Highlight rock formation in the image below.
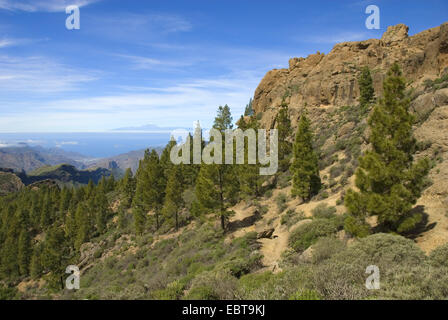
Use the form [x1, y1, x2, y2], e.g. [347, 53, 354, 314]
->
[252, 22, 448, 130]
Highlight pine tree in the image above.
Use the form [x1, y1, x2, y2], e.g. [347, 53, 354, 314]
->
[65, 207, 77, 246]
[17, 228, 31, 276]
[41, 226, 68, 288]
[120, 168, 135, 208]
[30, 247, 42, 280]
[358, 66, 375, 112]
[344, 63, 430, 235]
[291, 110, 321, 201]
[195, 105, 239, 230]
[133, 205, 146, 235]
[86, 180, 95, 198]
[117, 204, 127, 230]
[237, 115, 263, 197]
[162, 164, 184, 230]
[244, 98, 254, 116]
[107, 174, 116, 192]
[133, 149, 165, 231]
[160, 141, 176, 179]
[214, 105, 233, 130]
[98, 176, 107, 193]
[74, 203, 91, 250]
[40, 192, 52, 227]
[59, 187, 72, 219]
[94, 188, 109, 234]
[276, 100, 292, 170]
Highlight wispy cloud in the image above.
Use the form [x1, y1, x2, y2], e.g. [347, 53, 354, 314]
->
[0, 73, 260, 132]
[0, 37, 47, 48]
[84, 12, 192, 43]
[113, 54, 194, 70]
[0, 55, 99, 93]
[0, 0, 102, 12]
[296, 31, 375, 44]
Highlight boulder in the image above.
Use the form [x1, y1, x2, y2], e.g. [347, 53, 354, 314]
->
[381, 24, 409, 43]
[257, 228, 275, 239]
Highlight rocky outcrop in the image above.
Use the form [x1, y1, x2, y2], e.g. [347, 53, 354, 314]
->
[257, 228, 275, 239]
[0, 172, 24, 196]
[252, 22, 448, 130]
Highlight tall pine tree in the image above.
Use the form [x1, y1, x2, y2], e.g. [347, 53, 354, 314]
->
[291, 110, 321, 201]
[358, 66, 375, 112]
[345, 63, 430, 235]
[133, 149, 165, 231]
[195, 105, 239, 230]
[162, 164, 184, 231]
[276, 100, 292, 170]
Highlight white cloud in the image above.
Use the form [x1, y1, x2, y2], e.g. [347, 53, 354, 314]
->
[0, 55, 99, 93]
[0, 0, 102, 12]
[0, 38, 15, 48]
[297, 31, 375, 44]
[0, 37, 47, 48]
[114, 54, 195, 71]
[84, 12, 192, 44]
[55, 141, 79, 147]
[0, 73, 260, 132]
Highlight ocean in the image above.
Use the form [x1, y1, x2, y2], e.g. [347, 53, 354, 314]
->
[0, 132, 173, 158]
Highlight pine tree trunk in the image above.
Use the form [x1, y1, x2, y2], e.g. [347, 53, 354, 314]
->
[175, 211, 179, 231]
[221, 214, 225, 231]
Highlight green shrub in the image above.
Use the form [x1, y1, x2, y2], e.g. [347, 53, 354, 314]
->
[0, 285, 19, 300]
[186, 285, 219, 300]
[264, 189, 273, 198]
[277, 171, 291, 188]
[281, 209, 305, 228]
[311, 203, 337, 219]
[275, 193, 288, 213]
[330, 165, 344, 179]
[429, 243, 448, 268]
[311, 237, 346, 264]
[289, 219, 340, 253]
[310, 233, 426, 300]
[237, 272, 273, 294]
[289, 289, 322, 300]
[152, 280, 185, 300]
[186, 270, 237, 300]
[257, 204, 269, 215]
[236, 266, 312, 300]
[344, 215, 371, 238]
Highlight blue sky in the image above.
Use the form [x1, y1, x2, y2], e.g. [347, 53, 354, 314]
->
[0, 0, 447, 132]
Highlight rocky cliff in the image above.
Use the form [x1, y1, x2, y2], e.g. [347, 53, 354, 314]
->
[252, 22, 448, 252]
[253, 23, 448, 130]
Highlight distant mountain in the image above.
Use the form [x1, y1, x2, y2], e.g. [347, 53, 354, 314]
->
[22, 164, 111, 186]
[112, 123, 189, 132]
[85, 147, 163, 174]
[0, 145, 88, 172]
[0, 143, 164, 177]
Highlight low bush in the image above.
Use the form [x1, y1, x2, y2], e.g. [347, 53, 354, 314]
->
[311, 203, 337, 219]
[289, 218, 341, 253]
[330, 165, 344, 179]
[281, 209, 305, 228]
[186, 270, 238, 300]
[428, 243, 448, 268]
[275, 193, 288, 213]
[311, 237, 345, 264]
